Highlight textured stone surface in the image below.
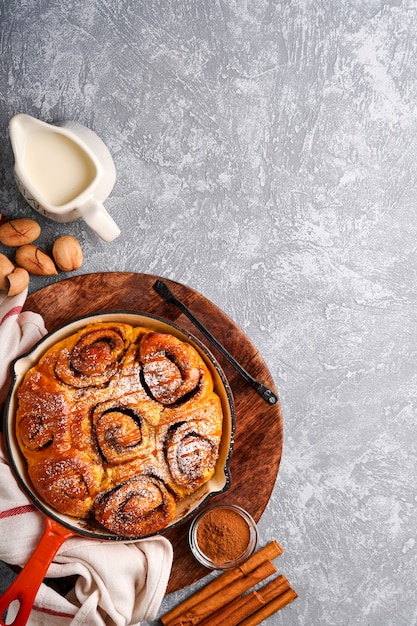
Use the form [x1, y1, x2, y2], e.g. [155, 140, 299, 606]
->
[1, 1, 417, 624]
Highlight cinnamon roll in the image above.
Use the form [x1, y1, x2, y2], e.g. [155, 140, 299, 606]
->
[93, 400, 152, 464]
[16, 373, 71, 454]
[94, 475, 177, 537]
[28, 451, 104, 518]
[139, 332, 204, 404]
[54, 323, 131, 388]
[160, 395, 223, 495]
[15, 321, 225, 537]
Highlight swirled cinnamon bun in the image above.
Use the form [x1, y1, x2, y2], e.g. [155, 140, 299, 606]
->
[54, 323, 132, 388]
[159, 395, 223, 495]
[15, 321, 225, 537]
[139, 332, 206, 404]
[94, 475, 177, 537]
[28, 451, 104, 518]
[16, 370, 72, 456]
[16, 389, 67, 453]
[93, 400, 153, 464]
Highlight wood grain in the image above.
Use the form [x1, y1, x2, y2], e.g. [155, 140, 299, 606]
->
[24, 272, 283, 594]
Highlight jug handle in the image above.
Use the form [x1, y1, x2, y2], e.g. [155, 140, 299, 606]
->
[78, 199, 121, 242]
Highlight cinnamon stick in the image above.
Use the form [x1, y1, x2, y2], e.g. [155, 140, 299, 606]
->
[198, 590, 264, 626]
[163, 560, 277, 626]
[255, 574, 292, 605]
[238, 587, 298, 625]
[197, 574, 291, 626]
[161, 541, 283, 626]
[237, 540, 283, 576]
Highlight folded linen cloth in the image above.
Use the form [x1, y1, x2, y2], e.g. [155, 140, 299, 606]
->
[0, 288, 47, 406]
[0, 290, 173, 626]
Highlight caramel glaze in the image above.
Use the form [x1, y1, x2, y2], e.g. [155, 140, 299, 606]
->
[15, 322, 223, 537]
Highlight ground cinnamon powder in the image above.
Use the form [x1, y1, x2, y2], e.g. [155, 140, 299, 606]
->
[196, 507, 251, 564]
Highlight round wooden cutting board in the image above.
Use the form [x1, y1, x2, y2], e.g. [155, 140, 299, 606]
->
[24, 272, 283, 594]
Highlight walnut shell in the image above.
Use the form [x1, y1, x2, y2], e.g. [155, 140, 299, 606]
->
[15, 245, 58, 276]
[7, 267, 30, 296]
[52, 236, 83, 272]
[0, 218, 41, 247]
[0, 253, 15, 290]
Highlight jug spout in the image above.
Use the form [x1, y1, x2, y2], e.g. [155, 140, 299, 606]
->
[9, 113, 47, 159]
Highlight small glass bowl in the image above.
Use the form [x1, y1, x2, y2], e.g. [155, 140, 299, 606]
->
[188, 503, 258, 570]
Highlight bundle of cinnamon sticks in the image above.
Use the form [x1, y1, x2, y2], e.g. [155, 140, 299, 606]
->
[161, 540, 297, 626]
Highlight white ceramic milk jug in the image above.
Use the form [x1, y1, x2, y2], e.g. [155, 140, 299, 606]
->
[9, 114, 120, 242]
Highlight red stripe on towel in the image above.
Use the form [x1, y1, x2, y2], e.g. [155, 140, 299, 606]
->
[34, 605, 76, 619]
[0, 305, 22, 325]
[0, 504, 37, 519]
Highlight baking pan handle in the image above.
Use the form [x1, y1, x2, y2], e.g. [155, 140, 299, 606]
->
[153, 279, 279, 405]
[0, 516, 75, 626]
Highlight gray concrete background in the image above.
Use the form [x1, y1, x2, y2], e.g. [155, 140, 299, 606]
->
[1, 1, 416, 624]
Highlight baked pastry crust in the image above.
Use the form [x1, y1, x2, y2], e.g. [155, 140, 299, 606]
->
[15, 322, 223, 537]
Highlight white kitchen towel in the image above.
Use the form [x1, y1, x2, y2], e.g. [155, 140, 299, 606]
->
[0, 290, 173, 625]
[0, 288, 47, 405]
